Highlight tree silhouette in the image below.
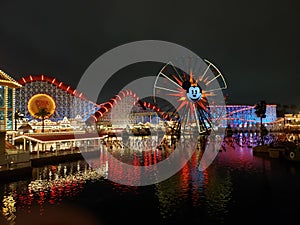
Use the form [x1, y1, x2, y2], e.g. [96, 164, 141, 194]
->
[14, 109, 24, 130]
[34, 108, 51, 132]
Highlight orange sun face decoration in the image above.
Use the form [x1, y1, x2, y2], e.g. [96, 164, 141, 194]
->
[153, 58, 227, 134]
[28, 94, 56, 119]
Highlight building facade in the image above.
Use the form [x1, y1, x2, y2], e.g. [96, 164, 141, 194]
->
[0, 70, 22, 131]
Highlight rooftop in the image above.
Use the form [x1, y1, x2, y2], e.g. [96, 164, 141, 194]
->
[0, 70, 22, 88]
[13, 132, 104, 143]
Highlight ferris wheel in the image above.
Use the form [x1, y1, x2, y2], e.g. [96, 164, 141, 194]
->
[153, 57, 227, 136]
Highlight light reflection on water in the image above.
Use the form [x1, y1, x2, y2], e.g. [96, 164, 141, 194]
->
[1, 133, 300, 225]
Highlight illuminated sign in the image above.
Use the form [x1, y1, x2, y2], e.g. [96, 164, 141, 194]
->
[28, 94, 56, 118]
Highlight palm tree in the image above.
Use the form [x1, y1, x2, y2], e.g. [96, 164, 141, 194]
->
[14, 109, 24, 130]
[34, 108, 51, 132]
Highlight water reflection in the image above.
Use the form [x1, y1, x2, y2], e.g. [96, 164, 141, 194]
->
[155, 149, 233, 223]
[2, 195, 16, 224]
[1, 160, 108, 225]
[1, 133, 300, 225]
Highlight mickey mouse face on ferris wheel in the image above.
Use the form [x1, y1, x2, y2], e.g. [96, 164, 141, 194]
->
[186, 86, 202, 103]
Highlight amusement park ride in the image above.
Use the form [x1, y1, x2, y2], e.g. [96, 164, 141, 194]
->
[87, 57, 228, 139]
[12, 56, 277, 140]
[152, 58, 227, 137]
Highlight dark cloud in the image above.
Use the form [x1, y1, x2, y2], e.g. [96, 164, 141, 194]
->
[0, 0, 299, 105]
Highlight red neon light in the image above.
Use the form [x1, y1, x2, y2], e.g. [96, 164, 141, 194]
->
[22, 77, 26, 83]
[29, 75, 33, 81]
[95, 111, 103, 118]
[103, 106, 108, 113]
[52, 78, 56, 84]
[107, 102, 113, 108]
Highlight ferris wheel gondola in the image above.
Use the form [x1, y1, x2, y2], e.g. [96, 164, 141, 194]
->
[153, 57, 227, 137]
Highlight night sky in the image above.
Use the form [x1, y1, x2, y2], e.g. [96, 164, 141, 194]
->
[0, 0, 299, 106]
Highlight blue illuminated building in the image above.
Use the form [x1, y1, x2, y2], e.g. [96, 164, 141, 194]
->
[211, 104, 277, 128]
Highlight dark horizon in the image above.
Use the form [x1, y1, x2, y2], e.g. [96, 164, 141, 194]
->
[0, 0, 299, 107]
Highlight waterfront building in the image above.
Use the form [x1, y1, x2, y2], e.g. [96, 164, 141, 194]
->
[216, 104, 277, 128]
[0, 70, 30, 169]
[284, 113, 300, 126]
[0, 70, 22, 131]
[13, 132, 103, 156]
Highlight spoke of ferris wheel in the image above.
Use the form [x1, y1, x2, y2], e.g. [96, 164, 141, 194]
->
[168, 61, 184, 82]
[205, 73, 222, 86]
[198, 62, 211, 82]
[159, 72, 182, 89]
[154, 85, 181, 93]
[206, 74, 227, 92]
[203, 59, 228, 91]
[202, 76, 228, 92]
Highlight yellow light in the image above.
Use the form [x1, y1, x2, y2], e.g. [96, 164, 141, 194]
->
[28, 94, 56, 119]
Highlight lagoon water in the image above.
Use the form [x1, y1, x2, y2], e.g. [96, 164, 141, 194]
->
[1, 135, 300, 225]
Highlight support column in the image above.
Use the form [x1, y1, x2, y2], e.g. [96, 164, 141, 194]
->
[23, 138, 26, 151]
[84, 140, 88, 152]
[56, 142, 60, 151]
[55, 142, 58, 156]
[29, 141, 32, 152]
[71, 141, 74, 153]
[37, 143, 40, 158]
